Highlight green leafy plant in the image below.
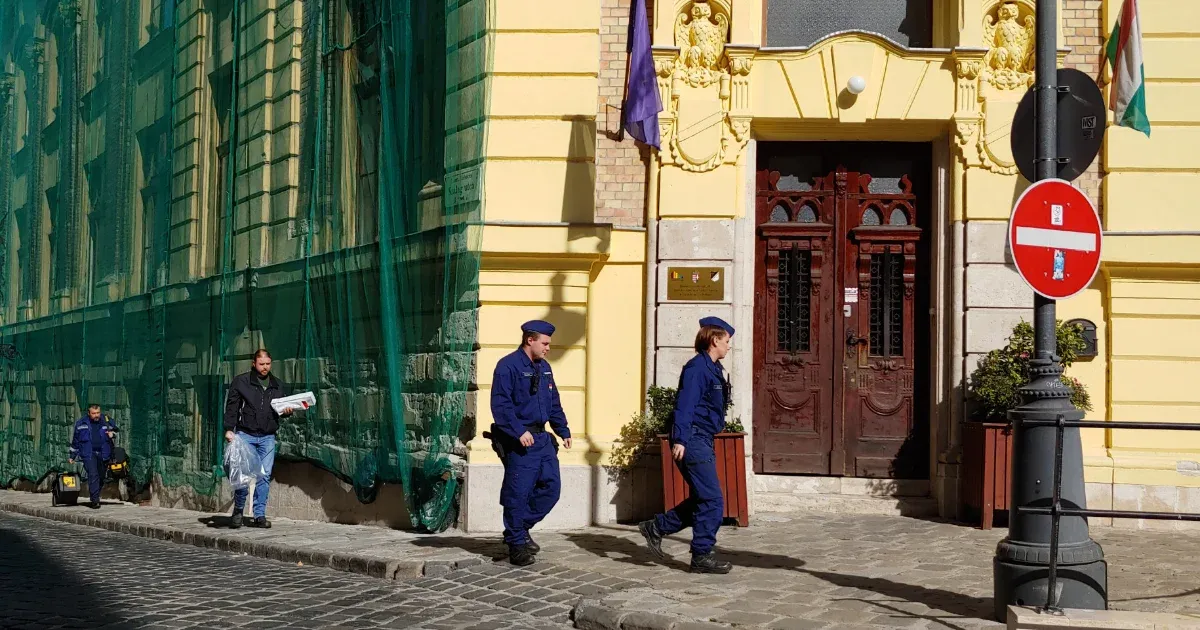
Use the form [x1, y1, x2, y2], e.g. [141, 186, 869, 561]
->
[967, 320, 1092, 422]
[607, 385, 744, 472]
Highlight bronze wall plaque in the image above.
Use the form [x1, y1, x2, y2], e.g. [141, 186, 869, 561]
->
[666, 267, 725, 301]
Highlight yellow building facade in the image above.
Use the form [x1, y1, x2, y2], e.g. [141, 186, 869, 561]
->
[461, 0, 1200, 533]
[2, 0, 1195, 533]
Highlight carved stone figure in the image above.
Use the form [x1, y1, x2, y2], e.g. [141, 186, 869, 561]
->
[674, 0, 728, 87]
[982, 2, 1035, 89]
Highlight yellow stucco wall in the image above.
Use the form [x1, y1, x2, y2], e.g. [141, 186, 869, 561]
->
[1081, 0, 1200, 496]
[470, 1, 646, 468]
[469, 0, 1200, 520]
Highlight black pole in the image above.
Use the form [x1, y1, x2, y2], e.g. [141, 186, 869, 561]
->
[992, 0, 1107, 620]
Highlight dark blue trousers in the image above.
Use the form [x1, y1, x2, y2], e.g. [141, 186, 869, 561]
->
[655, 439, 724, 555]
[499, 434, 561, 547]
[82, 453, 105, 503]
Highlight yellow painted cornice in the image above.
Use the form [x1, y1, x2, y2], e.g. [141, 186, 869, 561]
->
[476, 223, 648, 270]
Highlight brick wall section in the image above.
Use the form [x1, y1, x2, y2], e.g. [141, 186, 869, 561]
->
[1061, 0, 1104, 211]
[595, 0, 651, 227]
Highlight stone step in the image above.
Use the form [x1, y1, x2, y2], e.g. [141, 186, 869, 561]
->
[753, 474, 931, 497]
[753, 492, 940, 518]
[1008, 605, 1200, 629]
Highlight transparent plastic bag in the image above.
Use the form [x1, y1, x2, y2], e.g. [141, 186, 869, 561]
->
[223, 434, 263, 491]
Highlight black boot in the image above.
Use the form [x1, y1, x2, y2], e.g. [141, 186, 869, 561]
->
[249, 516, 271, 529]
[508, 544, 536, 567]
[638, 519, 665, 560]
[87, 501, 101, 510]
[690, 551, 732, 574]
[229, 512, 243, 529]
[525, 535, 540, 555]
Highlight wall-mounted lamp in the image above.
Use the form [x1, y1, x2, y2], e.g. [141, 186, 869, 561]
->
[847, 75, 867, 95]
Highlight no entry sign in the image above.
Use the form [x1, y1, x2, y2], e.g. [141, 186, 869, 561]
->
[1007, 179, 1103, 300]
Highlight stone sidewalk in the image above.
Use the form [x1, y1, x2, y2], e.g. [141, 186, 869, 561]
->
[535, 513, 1200, 630]
[0, 489, 488, 580]
[4, 489, 1200, 629]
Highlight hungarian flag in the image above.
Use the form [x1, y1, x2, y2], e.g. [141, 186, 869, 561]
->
[1103, 0, 1151, 136]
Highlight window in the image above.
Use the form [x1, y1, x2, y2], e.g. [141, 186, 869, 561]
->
[776, 245, 812, 354]
[869, 252, 904, 357]
[765, 0, 933, 48]
[138, 125, 170, 290]
[205, 63, 232, 277]
[148, 0, 173, 35]
[84, 160, 111, 283]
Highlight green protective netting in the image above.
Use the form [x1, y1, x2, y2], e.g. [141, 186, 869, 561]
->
[0, 0, 486, 532]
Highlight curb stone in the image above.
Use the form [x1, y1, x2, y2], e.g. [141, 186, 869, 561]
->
[573, 599, 732, 630]
[0, 500, 489, 581]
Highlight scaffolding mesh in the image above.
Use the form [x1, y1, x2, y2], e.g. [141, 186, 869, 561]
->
[0, 0, 485, 532]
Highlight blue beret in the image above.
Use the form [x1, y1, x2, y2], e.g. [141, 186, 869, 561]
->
[521, 320, 556, 336]
[699, 316, 734, 336]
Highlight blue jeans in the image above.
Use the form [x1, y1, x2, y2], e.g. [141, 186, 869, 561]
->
[232, 432, 276, 518]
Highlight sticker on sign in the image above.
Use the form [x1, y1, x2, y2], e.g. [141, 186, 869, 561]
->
[1007, 178, 1103, 301]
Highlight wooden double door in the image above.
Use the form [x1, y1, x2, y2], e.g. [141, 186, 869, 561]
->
[753, 144, 929, 479]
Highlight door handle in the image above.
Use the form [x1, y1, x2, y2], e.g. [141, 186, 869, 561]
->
[846, 331, 869, 368]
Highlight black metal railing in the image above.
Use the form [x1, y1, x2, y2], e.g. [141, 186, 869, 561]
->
[1018, 417, 1200, 613]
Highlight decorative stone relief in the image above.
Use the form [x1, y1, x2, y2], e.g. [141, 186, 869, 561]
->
[953, 0, 1036, 174]
[655, 1, 753, 173]
[674, 1, 729, 88]
[982, 1, 1035, 90]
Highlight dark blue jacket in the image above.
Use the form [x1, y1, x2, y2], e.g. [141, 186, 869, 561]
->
[70, 415, 118, 461]
[669, 353, 729, 446]
[490, 349, 570, 441]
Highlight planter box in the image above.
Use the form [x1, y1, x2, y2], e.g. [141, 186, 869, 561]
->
[657, 433, 750, 527]
[961, 421, 1013, 530]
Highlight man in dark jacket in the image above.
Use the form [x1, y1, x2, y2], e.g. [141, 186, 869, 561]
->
[223, 349, 292, 528]
[69, 404, 118, 509]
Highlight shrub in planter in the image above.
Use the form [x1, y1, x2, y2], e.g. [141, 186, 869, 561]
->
[967, 319, 1092, 422]
[607, 385, 743, 472]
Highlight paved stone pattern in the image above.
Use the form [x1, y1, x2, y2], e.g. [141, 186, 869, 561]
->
[7, 488, 1200, 630]
[0, 490, 484, 579]
[0, 511, 640, 630]
[531, 513, 1200, 630]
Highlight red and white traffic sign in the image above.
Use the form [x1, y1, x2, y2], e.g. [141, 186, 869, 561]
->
[1007, 178, 1103, 300]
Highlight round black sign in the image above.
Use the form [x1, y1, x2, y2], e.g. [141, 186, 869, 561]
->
[1011, 68, 1107, 183]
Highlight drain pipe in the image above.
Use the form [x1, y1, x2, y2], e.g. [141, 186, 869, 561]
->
[643, 152, 660, 403]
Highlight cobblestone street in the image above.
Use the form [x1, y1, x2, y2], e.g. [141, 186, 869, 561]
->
[4, 494, 1200, 629]
[0, 512, 638, 630]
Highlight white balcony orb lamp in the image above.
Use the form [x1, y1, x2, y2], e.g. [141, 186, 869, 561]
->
[847, 75, 867, 95]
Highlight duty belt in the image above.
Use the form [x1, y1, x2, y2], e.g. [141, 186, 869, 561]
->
[527, 424, 548, 434]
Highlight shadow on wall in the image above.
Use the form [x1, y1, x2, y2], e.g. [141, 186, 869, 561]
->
[0, 523, 123, 626]
[149, 460, 417, 530]
[559, 118, 598, 224]
[604, 447, 665, 524]
[274, 460, 414, 528]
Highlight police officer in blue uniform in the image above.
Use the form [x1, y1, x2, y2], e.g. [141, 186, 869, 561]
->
[69, 404, 119, 510]
[489, 320, 572, 566]
[638, 316, 735, 574]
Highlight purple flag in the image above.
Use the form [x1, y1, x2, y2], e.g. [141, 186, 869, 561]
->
[622, 0, 661, 149]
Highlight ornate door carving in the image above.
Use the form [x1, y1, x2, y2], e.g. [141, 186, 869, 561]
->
[754, 165, 923, 478]
[841, 171, 921, 478]
[753, 170, 836, 474]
